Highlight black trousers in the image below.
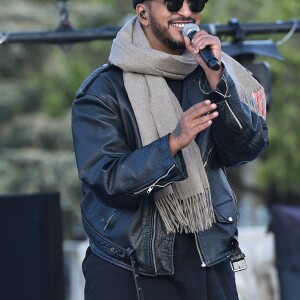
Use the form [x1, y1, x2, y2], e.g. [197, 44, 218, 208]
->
[83, 234, 239, 300]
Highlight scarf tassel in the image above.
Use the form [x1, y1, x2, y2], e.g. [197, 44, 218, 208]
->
[154, 189, 216, 234]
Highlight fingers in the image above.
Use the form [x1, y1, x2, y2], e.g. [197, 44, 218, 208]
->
[191, 111, 218, 134]
[184, 31, 221, 63]
[192, 31, 221, 52]
[186, 100, 217, 120]
[169, 100, 219, 156]
[188, 108, 218, 136]
[183, 100, 219, 134]
[193, 30, 221, 46]
[191, 109, 219, 129]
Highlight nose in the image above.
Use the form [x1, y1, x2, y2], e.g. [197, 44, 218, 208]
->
[178, 1, 192, 17]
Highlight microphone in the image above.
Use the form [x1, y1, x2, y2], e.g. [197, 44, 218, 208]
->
[182, 24, 220, 71]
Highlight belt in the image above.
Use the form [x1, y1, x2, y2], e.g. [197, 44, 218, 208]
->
[230, 236, 248, 272]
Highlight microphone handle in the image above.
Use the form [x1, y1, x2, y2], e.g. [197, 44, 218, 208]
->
[199, 47, 220, 71]
[187, 31, 221, 71]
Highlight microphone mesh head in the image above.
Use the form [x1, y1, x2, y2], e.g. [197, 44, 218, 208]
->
[182, 24, 200, 37]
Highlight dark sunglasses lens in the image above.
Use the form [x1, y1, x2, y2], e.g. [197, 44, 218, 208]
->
[165, 0, 206, 13]
[165, 0, 184, 12]
[189, 1, 206, 12]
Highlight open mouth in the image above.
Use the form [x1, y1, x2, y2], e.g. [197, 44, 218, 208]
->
[170, 21, 194, 29]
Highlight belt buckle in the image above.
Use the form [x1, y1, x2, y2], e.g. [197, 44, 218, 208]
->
[230, 257, 248, 272]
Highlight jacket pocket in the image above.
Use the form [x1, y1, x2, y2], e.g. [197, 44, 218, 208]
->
[80, 188, 121, 231]
[196, 199, 239, 266]
[211, 199, 239, 253]
[82, 216, 127, 260]
[214, 199, 239, 224]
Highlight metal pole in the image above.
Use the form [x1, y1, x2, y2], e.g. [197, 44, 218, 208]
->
[0, 20, 299, 45]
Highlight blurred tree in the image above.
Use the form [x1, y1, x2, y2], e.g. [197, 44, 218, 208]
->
[0, 0, 134, 238]
[206, 0, 300, 205]
[1, 0, 300, 238]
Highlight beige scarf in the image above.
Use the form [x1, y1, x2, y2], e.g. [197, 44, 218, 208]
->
[109, 17, 266, 234]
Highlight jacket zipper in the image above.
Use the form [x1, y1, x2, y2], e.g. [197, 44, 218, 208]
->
[194, 233, 207, 267]
[103, 209, 119, 230]
[224, 99, 243, 129]
[212, 75, 242, 130]
[134, 164, 176, 195]
[203, 144, 214, 168]
[220, 168, 238, 204]
[151, 207, 158, 274]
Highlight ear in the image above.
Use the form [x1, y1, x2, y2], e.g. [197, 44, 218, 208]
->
[136, 4, 149, 25]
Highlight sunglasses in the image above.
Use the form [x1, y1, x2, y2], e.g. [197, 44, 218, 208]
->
[152, 0, 207, 13]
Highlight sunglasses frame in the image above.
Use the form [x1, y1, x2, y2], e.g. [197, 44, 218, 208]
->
[164, 0, 207, 13]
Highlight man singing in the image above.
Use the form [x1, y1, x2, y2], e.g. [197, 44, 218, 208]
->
[72, 0, 269, 299]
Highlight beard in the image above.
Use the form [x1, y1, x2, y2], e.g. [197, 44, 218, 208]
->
[149, 15, 186, 50]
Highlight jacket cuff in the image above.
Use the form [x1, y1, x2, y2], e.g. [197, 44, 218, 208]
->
[165, 134, 188, 178]
[199, 64, 232, 104]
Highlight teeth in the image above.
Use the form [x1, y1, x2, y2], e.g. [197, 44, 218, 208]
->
[171, 23, 187, 28]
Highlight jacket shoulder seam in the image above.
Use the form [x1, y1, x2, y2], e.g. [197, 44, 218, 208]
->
[75, 63, 112, 98]
[79, 92, 117, 112]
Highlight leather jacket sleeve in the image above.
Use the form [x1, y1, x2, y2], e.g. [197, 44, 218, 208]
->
[208, 68, 269, 167]
[72, 70, 187, 209]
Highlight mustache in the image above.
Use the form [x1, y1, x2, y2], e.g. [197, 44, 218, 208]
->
[170, 18, 196, 23]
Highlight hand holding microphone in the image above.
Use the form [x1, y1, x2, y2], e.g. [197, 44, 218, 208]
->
[182, 24, 221, 71]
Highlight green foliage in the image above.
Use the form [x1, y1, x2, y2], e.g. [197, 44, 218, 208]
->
[205, 0, 300, 198]
[257, 37, 300, 195]
[0, 0, 121, 117]
[1, 0, 300, 200]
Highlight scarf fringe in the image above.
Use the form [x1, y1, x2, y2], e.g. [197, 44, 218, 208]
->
[155, 189, 216, 234]
[109, 17, 266, 235]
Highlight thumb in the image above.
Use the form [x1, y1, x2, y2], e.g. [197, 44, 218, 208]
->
[184, 36, 193, 51]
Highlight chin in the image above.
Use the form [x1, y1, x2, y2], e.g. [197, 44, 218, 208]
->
[167, 40, 185, 51]
[167, 34, 184, 48]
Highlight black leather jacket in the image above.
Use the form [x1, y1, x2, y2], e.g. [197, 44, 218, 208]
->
[72, 63, 269, 276]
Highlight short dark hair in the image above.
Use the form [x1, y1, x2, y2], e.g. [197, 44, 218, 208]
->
[133, 0, 209, 9]
[133, 0, 146, 9]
